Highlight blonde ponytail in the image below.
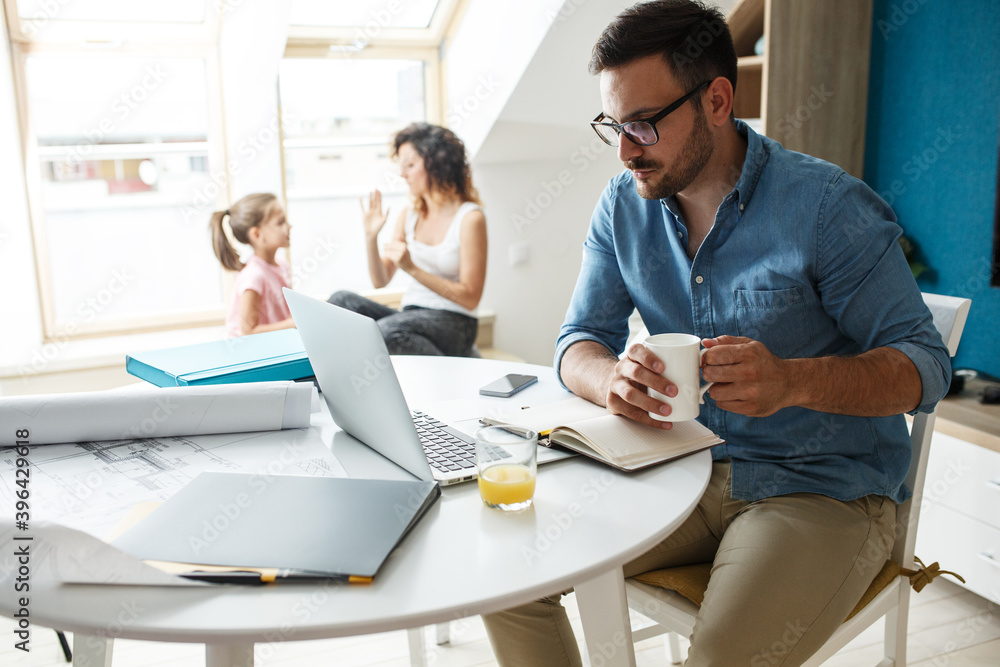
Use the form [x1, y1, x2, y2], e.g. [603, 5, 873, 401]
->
[208, 193, 279, 272]
[210, 209, 244, 272]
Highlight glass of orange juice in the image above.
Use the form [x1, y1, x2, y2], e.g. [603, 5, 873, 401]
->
[476, 425, 537, 512]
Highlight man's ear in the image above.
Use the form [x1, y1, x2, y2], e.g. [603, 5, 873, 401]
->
[705, 77, 734, 127]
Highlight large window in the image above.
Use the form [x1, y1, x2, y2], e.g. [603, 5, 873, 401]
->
[7, 0, 225, 339]
[280, 0, 458, 299]
[23, 54, 224, 335]
[6, 0, 460, 341]
[279, 57, 431, 298]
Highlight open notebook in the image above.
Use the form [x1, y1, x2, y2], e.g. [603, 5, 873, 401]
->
[497, 397, 723, 471]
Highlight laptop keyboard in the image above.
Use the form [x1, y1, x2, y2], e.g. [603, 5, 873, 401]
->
[411, 411, 478, 473]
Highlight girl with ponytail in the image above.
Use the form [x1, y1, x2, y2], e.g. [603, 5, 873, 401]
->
[210, 193, 295, 337]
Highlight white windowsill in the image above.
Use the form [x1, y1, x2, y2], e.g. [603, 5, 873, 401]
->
[1, 324, 228, 379]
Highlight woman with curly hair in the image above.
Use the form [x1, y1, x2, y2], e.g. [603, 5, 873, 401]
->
[327, 123, 487, 356]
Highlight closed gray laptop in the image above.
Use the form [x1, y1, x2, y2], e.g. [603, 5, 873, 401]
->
[113, 472, 439, 577]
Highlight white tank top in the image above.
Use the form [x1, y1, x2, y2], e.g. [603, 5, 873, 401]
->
[400, 201, 482, 317]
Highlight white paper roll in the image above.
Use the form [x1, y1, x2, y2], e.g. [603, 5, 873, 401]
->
[0, 381, 316, 446]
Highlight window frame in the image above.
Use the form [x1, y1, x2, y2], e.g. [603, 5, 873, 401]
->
[6, 4, 229, 341]
[285, 0, 461, 48]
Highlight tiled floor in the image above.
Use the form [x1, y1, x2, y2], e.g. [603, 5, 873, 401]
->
[2, 579, 997, 666]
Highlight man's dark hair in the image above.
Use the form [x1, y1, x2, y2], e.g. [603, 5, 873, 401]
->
[589, 0, 737, 99]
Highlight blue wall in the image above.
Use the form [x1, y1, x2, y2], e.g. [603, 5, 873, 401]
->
[864, 0, 1000, 377]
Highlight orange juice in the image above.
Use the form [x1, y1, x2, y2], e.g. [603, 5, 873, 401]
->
[478, 463, 536, 510]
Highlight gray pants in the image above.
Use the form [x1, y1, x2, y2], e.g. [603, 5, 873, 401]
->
[327, 290, 478, 357]
[482, 460, 896, 666]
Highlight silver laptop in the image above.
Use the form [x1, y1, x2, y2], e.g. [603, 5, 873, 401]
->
[283, 288, 567, 485]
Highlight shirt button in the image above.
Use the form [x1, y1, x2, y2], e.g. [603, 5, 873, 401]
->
[695, 275, 704, 284]
[677, 231, 683, 239]
[739, 203, 745, 211]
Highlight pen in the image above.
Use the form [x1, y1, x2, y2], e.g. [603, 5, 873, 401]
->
[480, 417, 551, 438]
[179, 570, 266, 585]
[178, 570, 374, 585]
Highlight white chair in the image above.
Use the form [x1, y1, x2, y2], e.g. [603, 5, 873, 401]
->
[407, 623, 452, 667]
[625, 292, 972, 666]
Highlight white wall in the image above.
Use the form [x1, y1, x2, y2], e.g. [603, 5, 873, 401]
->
[217, 2, 290, 200]
[449, 0, 736, 365]
[444, 0, 566, 158]
[447, 0, 631, 365]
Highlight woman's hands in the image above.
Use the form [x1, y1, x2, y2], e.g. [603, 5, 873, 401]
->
[361, 190, 389, 241]
[383, 240, 414, 273]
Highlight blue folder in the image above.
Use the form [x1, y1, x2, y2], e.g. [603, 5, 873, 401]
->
[126, 329, 314, 387]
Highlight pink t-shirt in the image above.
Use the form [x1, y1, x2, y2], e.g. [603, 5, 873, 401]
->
[226, 255, 292, 337]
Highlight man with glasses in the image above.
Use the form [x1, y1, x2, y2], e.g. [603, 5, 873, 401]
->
[483, 1, 950, 665]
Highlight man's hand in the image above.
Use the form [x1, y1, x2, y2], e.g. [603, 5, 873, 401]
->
[701, 336, 796, 417]
[604, 343, 680, 430]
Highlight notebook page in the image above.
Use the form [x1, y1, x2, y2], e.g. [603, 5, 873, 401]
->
[497, 396, 609, 433]
[561, 415, 720, 462]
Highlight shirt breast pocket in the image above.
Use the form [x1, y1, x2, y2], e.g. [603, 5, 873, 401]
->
[734, 286, 811, 358]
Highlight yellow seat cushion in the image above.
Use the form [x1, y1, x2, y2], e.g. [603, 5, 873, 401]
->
[632, 559, 902, 622]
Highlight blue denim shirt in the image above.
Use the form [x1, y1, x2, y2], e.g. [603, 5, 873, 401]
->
[555, 121, 951, 503]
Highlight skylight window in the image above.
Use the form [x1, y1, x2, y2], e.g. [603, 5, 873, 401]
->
[288, 0, 441, 29]
[16, 0, 207, 24]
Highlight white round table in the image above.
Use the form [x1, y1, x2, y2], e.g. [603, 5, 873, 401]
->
[3, 357, 712, 667]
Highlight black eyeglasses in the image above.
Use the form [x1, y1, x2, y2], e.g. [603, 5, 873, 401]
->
[591, 81, 711, 147]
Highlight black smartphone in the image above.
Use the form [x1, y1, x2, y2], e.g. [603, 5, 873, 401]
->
[479, 373, 538, 398]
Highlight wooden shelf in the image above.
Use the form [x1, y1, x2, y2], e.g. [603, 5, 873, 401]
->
[737, 54, 765, 69]
[727, 0, 873, 177]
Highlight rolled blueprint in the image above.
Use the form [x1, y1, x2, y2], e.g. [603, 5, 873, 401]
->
[0, 381, 316, 446]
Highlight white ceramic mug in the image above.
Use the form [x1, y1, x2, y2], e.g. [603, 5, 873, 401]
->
[643, 333, 714, 422]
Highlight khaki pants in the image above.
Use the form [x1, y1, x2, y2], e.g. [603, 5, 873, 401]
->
[482, 460, 896, 667]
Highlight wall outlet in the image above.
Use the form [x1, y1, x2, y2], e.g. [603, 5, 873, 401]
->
[508, 242, 529, 266]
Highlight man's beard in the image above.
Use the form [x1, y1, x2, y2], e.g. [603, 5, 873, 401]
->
[627, 110, 714, 200]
